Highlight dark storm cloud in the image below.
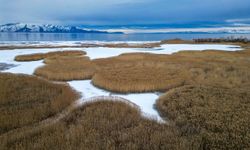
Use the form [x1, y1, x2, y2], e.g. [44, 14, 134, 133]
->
[0, 0, 250, 25]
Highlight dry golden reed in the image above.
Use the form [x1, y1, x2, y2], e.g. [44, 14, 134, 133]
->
[14, 50, 96, 81]
[35, 55, 96, 81]
[14, 50, 86, 61]
[0, 73, 78, 134]
[92, 64, 188, 93]
[156, 85, 250, 149]
[2, 41, 250, 149]
[92, 50, 250, 93]
[1, 100, 195, 150]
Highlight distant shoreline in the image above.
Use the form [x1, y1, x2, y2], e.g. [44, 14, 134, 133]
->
[0, 38, 249, 50]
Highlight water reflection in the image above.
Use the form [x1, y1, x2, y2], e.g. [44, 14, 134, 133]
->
[0, 33, 249, 41]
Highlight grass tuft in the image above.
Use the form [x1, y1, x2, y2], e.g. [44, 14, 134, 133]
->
[156, 85, 250, 149]
[92, 51, 250, 93]
[0, 73, 78, 134]
[1, 100, 193, 150]
[14, 50, 86, 61]
[35, 55, 96, 81]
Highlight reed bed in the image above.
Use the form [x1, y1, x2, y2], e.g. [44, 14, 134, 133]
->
[194, 37, 249, 44]
[173, 50, 250, 89]
[92, 64, 188, 93]
[160, 39, 194, 44]
[174, 49, 250, 62]
[14, 50, 96, 81]
[3, 42, 250, 149]
[156, 85, 250, 149]
[0, 73, 78, 134]
[14, 50, 86, 61]
[35, 56, 96, 81]
[92, 53, 201, 93]
[1, 100, 195, 150]
[92, 51, 250, 93]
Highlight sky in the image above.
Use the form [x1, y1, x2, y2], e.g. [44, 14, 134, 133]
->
[0, 0, 250, 26]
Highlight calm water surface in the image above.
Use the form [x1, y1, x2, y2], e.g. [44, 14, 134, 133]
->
[0, 33, 250, 42]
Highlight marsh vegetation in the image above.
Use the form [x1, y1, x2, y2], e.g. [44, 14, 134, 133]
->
[35, 55, 96, 81]
[156, 85, 250, 149]
[16, 48, 250, 93]
[4, 40, 250, 149]
[0, 73, 78, 134]
[14, 50, 86, 61]
[1, 100, 193, 150]
[92, 50, 250, 92]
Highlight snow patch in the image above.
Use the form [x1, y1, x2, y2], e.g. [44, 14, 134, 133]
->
[83, 44, 241, 59]
[0, 48, 71, 75]
[68, 80, 163, 122]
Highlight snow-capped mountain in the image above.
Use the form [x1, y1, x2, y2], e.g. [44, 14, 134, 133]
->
[0, 23, 108, 33]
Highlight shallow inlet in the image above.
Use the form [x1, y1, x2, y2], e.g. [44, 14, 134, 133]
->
[0, 43, 242, 121]
[0, 63, 17, 71]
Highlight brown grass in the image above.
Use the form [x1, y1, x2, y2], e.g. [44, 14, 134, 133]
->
[174, 49, 250, 63]
[92, 64, 188, 93]
[156, 85, 250, 149]
[92, 53, 201, 93]
[194, 37, 249, 44]
[92, 50, 250, 93]
[160, 39, 194, 44]
[0, 73, 78, 134]
[173, 50, 250, 89]
[35, 55, 96, 81]
[14, 50, 96, 81]
[14, 50, 86, 61]
[1, 100, 196, 150]
[1, 42, 250, 149]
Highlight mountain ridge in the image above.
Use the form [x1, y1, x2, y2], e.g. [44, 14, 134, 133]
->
[0, 23, 116, 33]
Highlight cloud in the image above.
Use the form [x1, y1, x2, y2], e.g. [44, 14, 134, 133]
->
[0, 0, 250, 25]
[226, 18, 250, 23]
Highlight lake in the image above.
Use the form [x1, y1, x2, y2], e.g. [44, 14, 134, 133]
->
[0, 33, 250, 42]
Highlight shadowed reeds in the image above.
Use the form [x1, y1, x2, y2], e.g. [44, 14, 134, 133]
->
[1, 100, 195, 150]
[0, 73, 78, 134]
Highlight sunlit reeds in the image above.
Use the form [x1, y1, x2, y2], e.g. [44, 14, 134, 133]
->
[156, 85, 250, 149]
[92, 50, 250, 92]
[14, 50, 86, 61]
[35, 55, 96, 81]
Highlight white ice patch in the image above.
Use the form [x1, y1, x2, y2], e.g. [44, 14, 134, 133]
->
[68, 80, 163, 122]
[0, 48, 73, 75]
[83, 44, 241, 59]
[0, 43, 242, 122]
